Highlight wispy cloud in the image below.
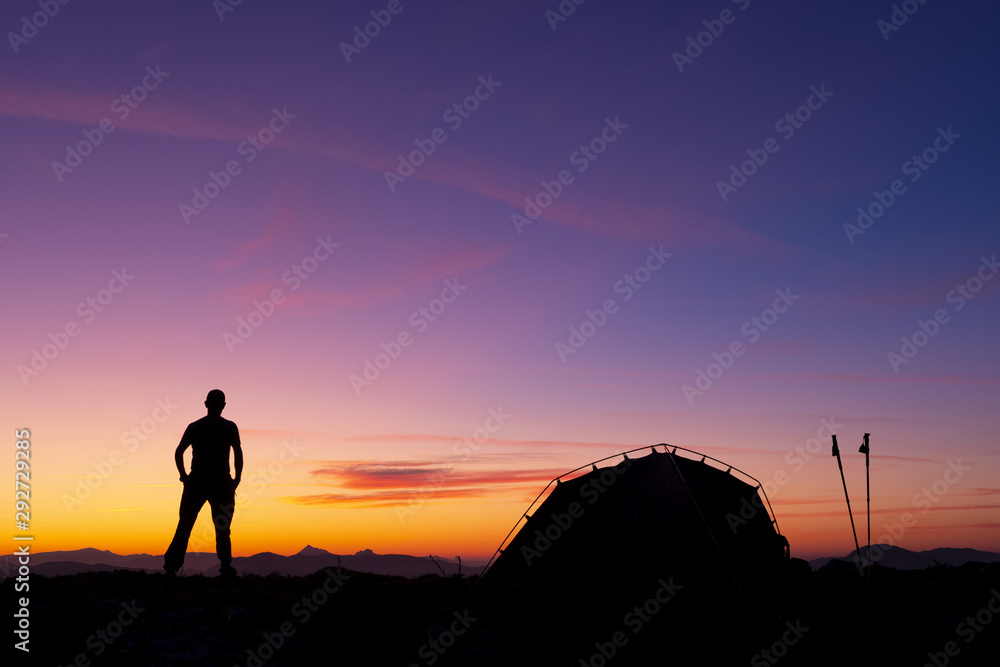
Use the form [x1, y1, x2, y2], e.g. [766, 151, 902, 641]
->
[286, 460, 566, 508]
[341, 433, 638, 449]
[0, 82, 392, 204]
[771, 497, 844, 506]
[213, 210, 297, 271]
[957, 488, 1000, 497]
[817, 259, 1000, 315]
[211, 242, 507, 313]
[1, 86, 256, 147]
[2, 84, 791, 255]
[394, 245, 510, 284]
[753, 373, 1000, 386]
[289, 487, 485, 508]
[779, 503, 1000, 519]
[878, 455, 944, 464]
[413, 148, 798, 256]
[239, 428, 311, 439]
[338, 435, 822, 466]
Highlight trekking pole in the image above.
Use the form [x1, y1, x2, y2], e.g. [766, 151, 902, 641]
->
[859, 433, 871, 584]
[831, 435, 861, 574]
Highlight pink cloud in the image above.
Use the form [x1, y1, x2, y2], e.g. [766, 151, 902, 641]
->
[395, 245, 510, 284]
[771, 497, 844, 506]
[817, 259, 1000, 314]
[958, 488, 1000, 497]
[779, 503, 1000, 519]
[0, 83, 383, 178]
[415, 149, 798, 256]
[213, 210, 297, 271]
[341, 433, 637, 449]
[288, 460, 567, 508]
[877, 455, 944, 464]
[751, 373, 1000, 386]
[210, 242, 508, 314]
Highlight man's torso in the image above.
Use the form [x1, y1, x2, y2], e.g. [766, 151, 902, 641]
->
[185, 415, 239, 480]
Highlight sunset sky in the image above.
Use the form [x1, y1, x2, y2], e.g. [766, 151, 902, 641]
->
[3, 0, 998, 563]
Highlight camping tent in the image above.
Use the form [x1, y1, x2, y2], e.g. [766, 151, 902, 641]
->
[472, 445, 792, 663]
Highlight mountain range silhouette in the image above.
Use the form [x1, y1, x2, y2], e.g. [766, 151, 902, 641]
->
[810, 545, 1000, 570]
[0, 545, 482, 578]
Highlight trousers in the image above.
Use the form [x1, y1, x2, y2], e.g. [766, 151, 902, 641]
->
[164, 476, 235, 572]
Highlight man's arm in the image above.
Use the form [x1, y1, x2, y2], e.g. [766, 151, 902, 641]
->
[232, 424, 243, 488]
[233, 442, 243, 488]
[175, 439, 191, 483]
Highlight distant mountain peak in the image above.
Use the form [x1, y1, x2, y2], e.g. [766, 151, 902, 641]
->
[810, 545, 1000, 570]
[295, 545, 331, 557]
[354, 548, 377, 557]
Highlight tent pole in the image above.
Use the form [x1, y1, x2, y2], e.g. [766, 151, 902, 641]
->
[665, 449, 754, 614]
[831, 435, 862, 575]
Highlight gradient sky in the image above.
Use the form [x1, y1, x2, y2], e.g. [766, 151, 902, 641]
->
[2, 0, 998, 562]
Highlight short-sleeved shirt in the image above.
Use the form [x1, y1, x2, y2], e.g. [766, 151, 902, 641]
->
[182, 415, 240, 480]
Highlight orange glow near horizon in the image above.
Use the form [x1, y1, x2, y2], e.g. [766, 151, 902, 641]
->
[29, 412, 1000, 563]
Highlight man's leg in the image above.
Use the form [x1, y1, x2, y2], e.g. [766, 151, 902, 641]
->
[164, 484, 206, 573]
[208, 483, 236, 574]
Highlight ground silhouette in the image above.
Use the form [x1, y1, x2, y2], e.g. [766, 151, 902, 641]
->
[10, 560, 999, 666]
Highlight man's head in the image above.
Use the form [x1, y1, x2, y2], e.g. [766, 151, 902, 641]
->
[205, 389, 226, 415]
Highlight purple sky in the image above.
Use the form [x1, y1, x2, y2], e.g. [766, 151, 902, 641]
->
[2, 0, 998, 558]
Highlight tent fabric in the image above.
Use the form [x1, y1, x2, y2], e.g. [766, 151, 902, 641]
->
[474, 446, 790, 665]
[486, 448, 785, 596]
[475, 447, 790, 660]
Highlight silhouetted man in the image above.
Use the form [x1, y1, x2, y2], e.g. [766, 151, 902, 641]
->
[164, 389, 243, 577]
